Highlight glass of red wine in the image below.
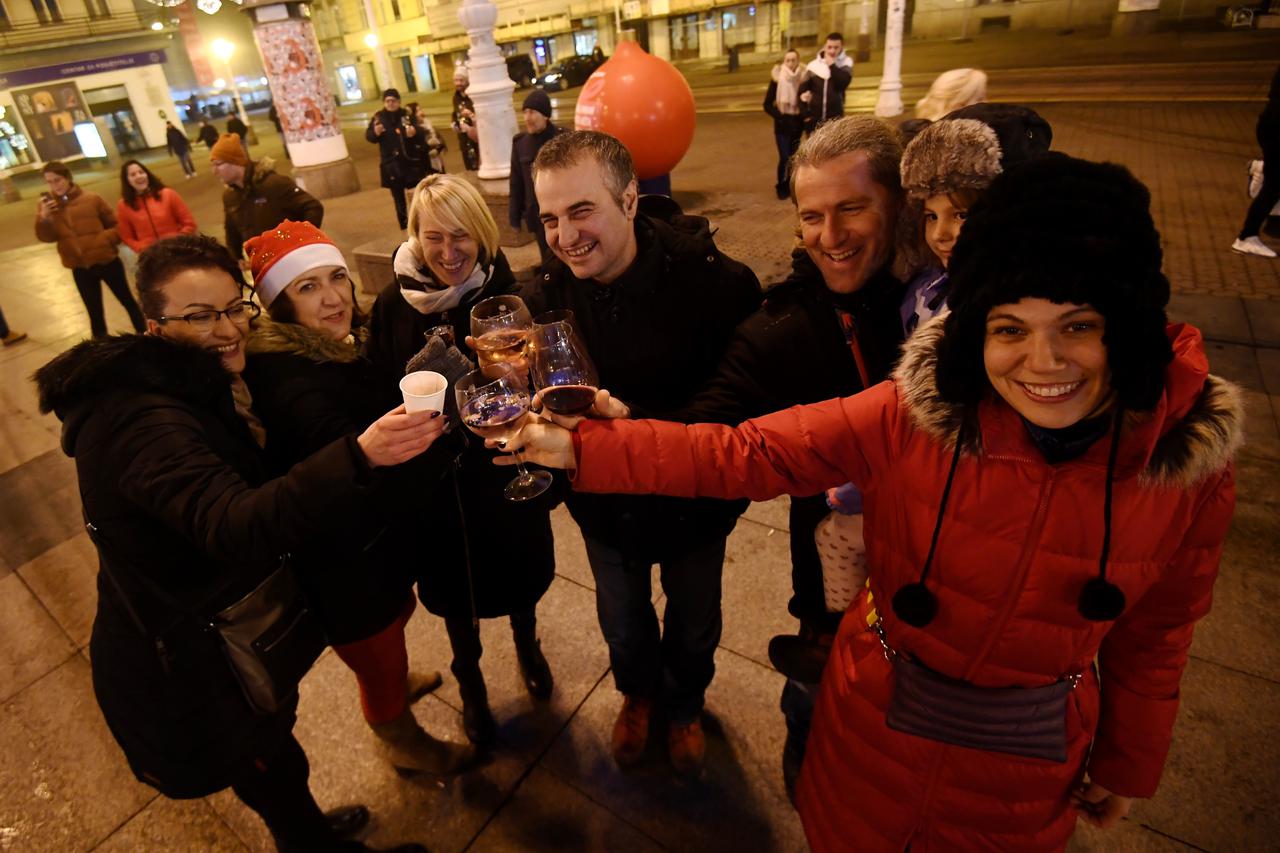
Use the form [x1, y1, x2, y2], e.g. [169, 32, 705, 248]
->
[455, 363, 552, 502]
[470, 295, 533, 368]
[530, 318, 600, 417]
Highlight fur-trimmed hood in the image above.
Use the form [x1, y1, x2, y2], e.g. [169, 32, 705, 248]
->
[245, 317, 362, 364]
[34, 334, 234, 452]
[894, 315, 1244, 489]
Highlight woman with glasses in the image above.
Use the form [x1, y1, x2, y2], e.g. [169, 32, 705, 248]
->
[241, 221, 474, 776]
[364, 175, 557, 747]
[34, 234, 441, 853]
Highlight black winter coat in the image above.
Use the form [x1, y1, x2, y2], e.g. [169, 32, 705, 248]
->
[366, 108, 430, 190]
[764, 80, 804, 139]
[668, 251, 904, 620]
[33, 335, 377, 798]
[521, 203, 763, 559]
[243, 321, 455, 644]
[799, 62, 852, 129]
[509, 123, 565, 230]
[365, 250, 556, 619]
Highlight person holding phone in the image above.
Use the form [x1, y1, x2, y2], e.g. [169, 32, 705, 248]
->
[367, 88, 429, 230]
[35, 160, 145, 338]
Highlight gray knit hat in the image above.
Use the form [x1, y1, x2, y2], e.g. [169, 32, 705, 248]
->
[899, 118, 1003, 199]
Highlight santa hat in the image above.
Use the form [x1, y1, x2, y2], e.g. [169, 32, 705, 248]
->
[244, 221, 347, 307]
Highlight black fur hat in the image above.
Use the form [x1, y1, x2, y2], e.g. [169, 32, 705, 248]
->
[935, 154, 1173, 413]
[945, 103, 1053, 167]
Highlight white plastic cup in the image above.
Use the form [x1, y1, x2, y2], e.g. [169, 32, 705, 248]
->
[399, 370, 448, 414]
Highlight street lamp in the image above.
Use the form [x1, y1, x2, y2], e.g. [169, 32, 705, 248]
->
[210, 38, 251, 129]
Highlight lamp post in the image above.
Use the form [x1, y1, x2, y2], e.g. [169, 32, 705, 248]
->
[210, 38, 251, 128]
[360, 0, 395, 93]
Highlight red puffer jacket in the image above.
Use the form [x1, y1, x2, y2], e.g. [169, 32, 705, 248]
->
[571, 320, 1241, 852]
[115, 188, 197, 254]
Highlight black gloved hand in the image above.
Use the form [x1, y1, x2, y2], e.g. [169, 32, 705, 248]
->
[406, 334, 473, 429]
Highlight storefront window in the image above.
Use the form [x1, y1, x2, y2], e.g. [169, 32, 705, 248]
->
[337, 65, 363, 102]
[0, 104, 34, 170]
[574, 30, 598, 56]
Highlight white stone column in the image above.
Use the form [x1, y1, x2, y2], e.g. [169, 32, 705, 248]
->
[359, 0, 395, 93]
[458, 0, 516, 185]
[242, 0, 360, 197]
[875, 0, 905, 118]
[698, 11, 723, 58]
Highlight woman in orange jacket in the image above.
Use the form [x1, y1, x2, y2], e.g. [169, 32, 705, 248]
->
[115, 160, 198, 254]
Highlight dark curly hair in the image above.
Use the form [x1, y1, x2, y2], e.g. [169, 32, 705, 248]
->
[136, 234, 246, 321]
[119, 159, 167, 208]
[935, 154, 1173, 413]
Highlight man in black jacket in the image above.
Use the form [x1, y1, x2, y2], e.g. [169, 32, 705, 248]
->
[366, 88, 428, 230]
[509, 90, 564, 258]
[650, 115, 908, 799]
[798, 32, 853, 134]
[524, 130, 761, 776]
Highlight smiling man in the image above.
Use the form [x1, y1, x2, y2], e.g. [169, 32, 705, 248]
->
[526, 130, 761, 777]
[659, 115, 909, 800]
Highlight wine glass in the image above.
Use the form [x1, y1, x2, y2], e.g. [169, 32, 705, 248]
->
[470, 295, 533, 368]
[530, 319, 600, 417]
[455, 363, 552, 502]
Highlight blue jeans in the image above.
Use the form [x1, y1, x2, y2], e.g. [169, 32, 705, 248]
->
[583, 535, 727, 724]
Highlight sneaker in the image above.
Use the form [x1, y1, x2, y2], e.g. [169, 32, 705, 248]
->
[668, 718, 706, 777]
[2, 331, 27, 346]
[610, 696, 652, 767]
[1231, 237, 1277, 258]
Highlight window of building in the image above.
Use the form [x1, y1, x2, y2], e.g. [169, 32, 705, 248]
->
[389, 0, 402, 22]
[0, 0, 11, 31]
[30, 0, 62, 24]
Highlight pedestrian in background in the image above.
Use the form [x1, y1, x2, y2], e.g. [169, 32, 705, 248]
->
[198, 118, 220, 151]
[798, 33, 852, 134]
[210, 133, 324, 262]
[166, 121, 197, 178]
[367, 88, 429, 230]
[508, 90, 564, 257]
[1231, 62, 1280, 258]
[407, 102, 447, 174]
[899, 67, 989, 145]
[227, 114, 251, 160]
[116, 160, 198, 255]
[0, 304, 26, 346]
[764, 48, 804, 200]
[34, 160, 145, 338]
[451, 69, 480, 171]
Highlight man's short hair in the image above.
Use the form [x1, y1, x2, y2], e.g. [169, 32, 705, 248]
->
[42, 160, 72, 181]
[532, 130, 636, 207]
[788, 115, 903, 201]
[825, 32, 844, 43]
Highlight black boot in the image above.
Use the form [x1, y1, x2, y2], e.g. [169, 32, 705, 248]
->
[511, 610, 553, 702]
[445, 616, 497, 746]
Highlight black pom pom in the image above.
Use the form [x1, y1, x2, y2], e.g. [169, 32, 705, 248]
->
[892, 583, 938, 627]
[1078, 577, 1126, 621]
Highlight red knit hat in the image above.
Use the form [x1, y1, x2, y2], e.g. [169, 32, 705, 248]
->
[244, 221, 347, 307]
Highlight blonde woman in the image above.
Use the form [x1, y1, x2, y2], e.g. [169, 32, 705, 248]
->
[914, 67, 988, 121]
[365, 174, 557, 747]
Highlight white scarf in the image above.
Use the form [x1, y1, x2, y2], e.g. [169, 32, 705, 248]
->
[773, 64, 802, 115]
[394, 238, 490, 315]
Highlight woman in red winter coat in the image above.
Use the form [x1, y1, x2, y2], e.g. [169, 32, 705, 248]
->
[116, 160, 197, 254]
[503, 156, 1242, 851]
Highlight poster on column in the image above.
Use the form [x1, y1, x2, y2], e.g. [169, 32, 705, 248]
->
[12, 82, 90, 161]
[257, 20, 340, 144]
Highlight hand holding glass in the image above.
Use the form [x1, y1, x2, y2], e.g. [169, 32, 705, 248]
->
[470, 295, 533, 368]
[455, 363, 552, 501]
[530, 320, 600, 417]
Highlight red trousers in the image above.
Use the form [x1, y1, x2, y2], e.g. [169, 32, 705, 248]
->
[331, 596, 416, 725]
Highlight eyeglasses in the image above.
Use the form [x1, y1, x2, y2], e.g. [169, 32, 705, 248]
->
[157, 301, 260, 330]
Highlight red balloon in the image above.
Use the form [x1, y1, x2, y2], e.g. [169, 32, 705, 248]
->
[574, 41, 696, 180]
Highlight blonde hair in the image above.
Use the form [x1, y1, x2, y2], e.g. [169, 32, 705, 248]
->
[406, 173, 499, 263]
[914, 68, 988, 121]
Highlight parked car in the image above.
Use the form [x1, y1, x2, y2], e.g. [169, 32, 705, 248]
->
[506, 54, 537, 88]
[534, 54, 606, 92]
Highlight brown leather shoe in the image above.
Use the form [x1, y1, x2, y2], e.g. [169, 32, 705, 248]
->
[668, 718, 706, 777]
[610, 696, 652, 767]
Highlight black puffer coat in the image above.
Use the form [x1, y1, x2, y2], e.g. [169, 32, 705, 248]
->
[365, 250, 556, 619]
[366, 108, 430, 190]
[33, 335, 376, 798]
[668, 250, 904, 622]
[243, 320, 455, 644]
[520, 201, 763, 560]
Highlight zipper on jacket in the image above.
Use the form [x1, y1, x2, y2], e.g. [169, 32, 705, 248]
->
[961, 470, 1056, 682]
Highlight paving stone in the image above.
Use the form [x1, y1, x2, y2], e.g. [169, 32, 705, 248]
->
[16, 532, 99, 650]
[1244, 297, 1280, 347]
[1167, 293, 1252, 346]
[95, 797, 247, 852]
[0, 574, 77, 703]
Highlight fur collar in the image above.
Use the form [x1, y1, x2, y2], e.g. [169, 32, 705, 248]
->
[35, 333, 233, 419]
[894, 315, 1244, 489]
[246, 317, 361, 364]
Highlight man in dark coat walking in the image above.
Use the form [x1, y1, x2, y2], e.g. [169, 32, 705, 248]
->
[210, 133, 324, 260]
[166, 121, 196, 178]
[523, 130, 762, 777]
[366, 88, 429, 230]
[450, 70, 480, 171]
[197, 118, 220, 150]
[509, 90, 564, 258]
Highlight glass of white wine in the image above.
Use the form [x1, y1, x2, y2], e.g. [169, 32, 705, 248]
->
[470, 295, 533, 368]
